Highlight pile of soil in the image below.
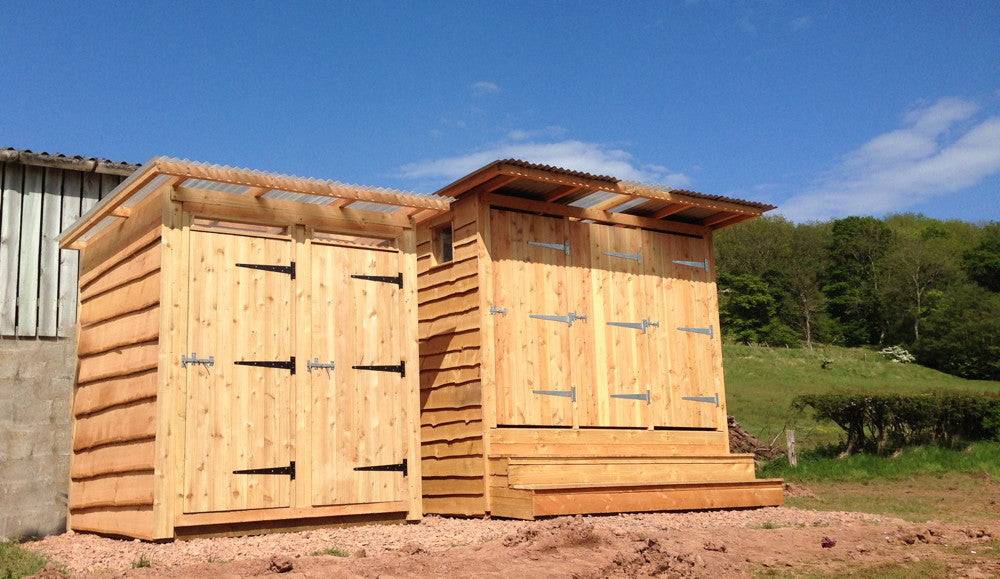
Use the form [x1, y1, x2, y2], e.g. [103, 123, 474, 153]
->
[727, 415, 782, 461]
[25, 507, 999, 577]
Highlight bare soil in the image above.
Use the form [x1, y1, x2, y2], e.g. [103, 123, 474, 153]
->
[26, 506, 999, 578]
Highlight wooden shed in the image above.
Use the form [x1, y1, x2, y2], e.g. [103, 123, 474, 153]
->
[416, 159, 784, 519]
[58, 158, 449, 539]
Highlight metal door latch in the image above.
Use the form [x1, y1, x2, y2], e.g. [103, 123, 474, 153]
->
[532, 387, 576, 402]
[489, 304, 508, 316]
[608, 319, 660, 333]
[181, 353, 214, 368]
[682, 393, 720, 406]
[673, 259, 709, 271]
[610, 390, 651, 404]
[528, 240, 570, 254]
[678, 325, 714, 337]
[604, 250, 641, 262]
[529, 311, 587, 326]
[307, 359, 335, 372]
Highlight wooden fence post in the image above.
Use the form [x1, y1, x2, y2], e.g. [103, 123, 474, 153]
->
[786, 430, 798, 467]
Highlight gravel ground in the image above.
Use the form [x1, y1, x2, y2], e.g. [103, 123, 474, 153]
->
[28, 508, 877, 573]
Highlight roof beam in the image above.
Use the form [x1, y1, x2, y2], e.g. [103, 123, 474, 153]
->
[589, 194, 634, 212]
[543, 184, 585, 203]
[706, 213, 755, 230]
[651, 204, 690, 219]
[702, 211, 740, 227]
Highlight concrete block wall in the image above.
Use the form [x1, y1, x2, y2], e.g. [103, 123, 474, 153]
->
[0, 338, 75, 539]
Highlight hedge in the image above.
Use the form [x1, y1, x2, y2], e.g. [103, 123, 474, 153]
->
[793, 392, 1000, 454]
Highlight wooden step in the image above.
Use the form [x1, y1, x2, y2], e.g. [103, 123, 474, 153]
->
[491, 478, 784, 520]
[500, 455, 758, 487]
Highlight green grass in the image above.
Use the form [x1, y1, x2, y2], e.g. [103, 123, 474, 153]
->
[0, 541, 48, 579]
[756, 560, 951, 578]
[761, 442, 1000, 482]
[724, 343, 1000, 449]
[131, 554, 151, 569]
[310, 547, 349, 557]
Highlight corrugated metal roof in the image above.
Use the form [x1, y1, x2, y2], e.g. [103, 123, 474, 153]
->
[492, 158, 618, 182]
[0, 147, 139, 175]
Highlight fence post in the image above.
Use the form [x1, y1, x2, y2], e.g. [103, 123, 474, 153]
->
[786, 430, 798, 467]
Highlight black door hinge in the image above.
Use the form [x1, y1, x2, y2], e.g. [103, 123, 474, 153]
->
[354, 458, 407, 477]
[236, 261, 296, 279]
[352, 361, 405, 377]
[350, 272, 403, 288]
[235, 356, 296, 374]
[234, 461, 296, 480]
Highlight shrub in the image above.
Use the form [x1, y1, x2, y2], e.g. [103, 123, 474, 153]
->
[793, 392, 1000, 454]
[878, 345, 915, 364]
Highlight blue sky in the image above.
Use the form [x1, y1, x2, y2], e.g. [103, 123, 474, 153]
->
[2, 1, 998, 222]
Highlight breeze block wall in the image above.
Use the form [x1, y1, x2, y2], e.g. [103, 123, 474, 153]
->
[0, 337, 76, 539]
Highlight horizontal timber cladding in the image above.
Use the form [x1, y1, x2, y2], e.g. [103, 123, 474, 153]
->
[0, 160, 127, 337]
[417, 196, 489, 515]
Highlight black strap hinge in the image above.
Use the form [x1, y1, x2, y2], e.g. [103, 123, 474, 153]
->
[233, 461, 296, 479]
[350, 272, 403, 288]
[354, 458, 407, 477]
[236, 261, 296, 279]
[351, 361, 405, 377]
[235, 356, 296, 374]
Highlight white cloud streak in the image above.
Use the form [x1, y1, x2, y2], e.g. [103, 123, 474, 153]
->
[471, 80, 500, 95]
[400, 140, 691, 187]
[781, 97, 1000, 221]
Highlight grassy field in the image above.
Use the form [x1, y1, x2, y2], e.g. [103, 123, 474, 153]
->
[723, 343, 1000, 449]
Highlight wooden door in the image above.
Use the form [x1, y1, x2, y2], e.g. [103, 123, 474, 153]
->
[183, 231, 294, 514]
[310, 242, 406, 506]
[641, 230, 719, 429]
[583, 222, 648, 427]
[491, 210, 574, 426]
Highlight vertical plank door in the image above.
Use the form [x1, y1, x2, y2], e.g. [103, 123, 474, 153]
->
[583, 222, 648, 427]
[641, 230, 718, 429]
[490, 210, 573, 426]
[183, 231, 294, 513]
[310, 242, 406, 506]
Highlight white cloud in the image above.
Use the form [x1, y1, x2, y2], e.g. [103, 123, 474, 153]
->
[780, 97, 1000, 221]
[506, 126, 566, 141]
[400, 140, 691, 187]
[471, 80, 500, 95]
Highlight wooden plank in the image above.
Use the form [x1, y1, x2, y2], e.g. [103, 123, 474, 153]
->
[72, 440, 156, 479]
[399, 229, 423, 520]
[58, 170, 83, 336]
[78, 305, 159, 356]
[421, 420, 484, 443]
[70, 472, 155, 509]
[484, 193, 707, 238]
[417, 253, 478, 289]
[529, 479, 784, 517]
[38, 167, 63, 336]
[488, 427, 729, 457]
[488, 485, 534, 519]
[79, 239, 160, 301]
[421, 495, 486, 516]
[74, 369, 158, 416]
[418, 306, 479, 337]
[0, 163, 22, 335]
[418, 329, 480, 354]
[73, 399, 157, 451]
[421, 438, 484, 459]
[418, 289, 478, 321]
[80, 189, 163, 275]
[69, 507, 155, 540]
[420, 406, 483, 427]
[421, 456, 485, 477]
[78, 271, 160, 327]
[77, 341, 159, 384]
[16, 165, 44, 335]
[506, 456, 756, 486]
[173, 501, 408, 528]
[422, 477, 485, 496]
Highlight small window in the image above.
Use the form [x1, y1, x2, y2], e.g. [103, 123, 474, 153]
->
[433, 224, 454, 264]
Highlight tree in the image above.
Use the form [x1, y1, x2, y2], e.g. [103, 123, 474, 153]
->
[784, 223, 829, 348]
[718, 273, 798, 346]
[822, 217, 895, 345]
[913, 283, 1000, 380]
[963, 222, 1000, 292]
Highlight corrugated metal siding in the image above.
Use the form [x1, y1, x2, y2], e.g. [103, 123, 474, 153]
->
[0, 161, 126, 337]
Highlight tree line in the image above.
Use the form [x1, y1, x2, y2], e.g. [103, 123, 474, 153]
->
[714, 214, 1000, 380]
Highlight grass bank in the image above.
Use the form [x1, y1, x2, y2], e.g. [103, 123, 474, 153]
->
[0, 541, 48, 579]
[723, 343, 1000, 449]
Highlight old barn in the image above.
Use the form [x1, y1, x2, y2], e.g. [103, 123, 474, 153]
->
[417, 160, 784, 519]
[58, 158, 449, 539]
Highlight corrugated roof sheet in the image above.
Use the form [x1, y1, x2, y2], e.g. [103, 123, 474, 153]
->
[0, 147, 139, 175]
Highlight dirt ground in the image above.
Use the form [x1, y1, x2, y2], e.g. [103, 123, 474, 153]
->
[25, 501, 999, 578]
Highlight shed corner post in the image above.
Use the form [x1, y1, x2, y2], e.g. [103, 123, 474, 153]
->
[399, 228, 423, 520]
[704, 230, 730, 449]
[473, 194, 497, 510]
[152, 186, 190, 540]
[291, 224, 313, 510]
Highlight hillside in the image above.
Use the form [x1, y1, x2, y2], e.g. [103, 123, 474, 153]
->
[723, 343, 1000, 449]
